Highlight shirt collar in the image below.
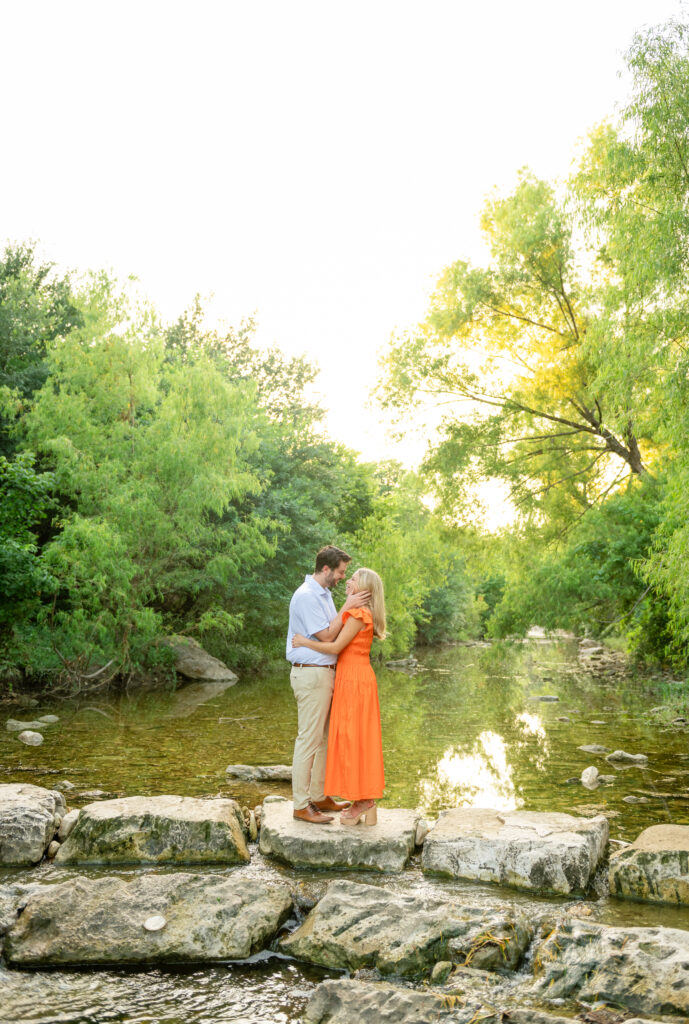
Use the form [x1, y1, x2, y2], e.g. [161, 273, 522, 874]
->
[304, 574, 330, 596]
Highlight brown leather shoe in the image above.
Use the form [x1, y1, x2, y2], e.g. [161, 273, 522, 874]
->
[313, 796, 352, 812]
[293, 802, 334, 824]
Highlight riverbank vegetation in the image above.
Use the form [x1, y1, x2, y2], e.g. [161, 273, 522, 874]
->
[2, 18, 689, 691]
[379, 19, 689, 672]
[0, 259, 474, 688]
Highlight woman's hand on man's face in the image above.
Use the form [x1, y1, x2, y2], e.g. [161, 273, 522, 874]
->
[342, 590, 370, 611]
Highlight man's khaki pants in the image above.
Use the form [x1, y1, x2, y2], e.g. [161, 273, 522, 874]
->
[290, 664, 335, 811]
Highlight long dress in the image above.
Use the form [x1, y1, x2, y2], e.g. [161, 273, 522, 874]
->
[324, 606, 385, 801]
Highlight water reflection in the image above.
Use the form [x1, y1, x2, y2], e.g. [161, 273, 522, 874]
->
[419, 730, 521, 811]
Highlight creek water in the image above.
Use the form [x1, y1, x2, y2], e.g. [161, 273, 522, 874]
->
[2, 639, 689, 1023]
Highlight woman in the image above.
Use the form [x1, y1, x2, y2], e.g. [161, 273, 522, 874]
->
[292, 567, 386, 826]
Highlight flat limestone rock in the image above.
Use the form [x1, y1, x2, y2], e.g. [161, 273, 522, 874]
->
[281, 878, 534, 978]
[422, 808, 608, 895]
[533, 918, 689, 1018]
[259, 800, 418, 873]
[55, 795, 249, 865]
[304, 979, 497, 1023]
[0, 784, 66, 866]
[609, 823, 689, 905]
[5, 873, 292, 966]
[6, 719, 55, 732]
[226, 764, 292, 782]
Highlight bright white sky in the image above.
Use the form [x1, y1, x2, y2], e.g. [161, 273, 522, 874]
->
[1, 0, 685, 467]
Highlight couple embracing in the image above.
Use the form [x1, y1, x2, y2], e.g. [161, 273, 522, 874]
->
[286, 546, 386, 827]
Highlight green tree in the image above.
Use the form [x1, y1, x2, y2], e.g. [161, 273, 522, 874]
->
[572, 19, 689, 662]
[0, 242, 81, 456]
[11, 277, 268, 683]
[377, 173, 654, 533]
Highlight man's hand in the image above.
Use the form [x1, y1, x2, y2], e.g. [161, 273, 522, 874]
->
[342, 591, 371, 612]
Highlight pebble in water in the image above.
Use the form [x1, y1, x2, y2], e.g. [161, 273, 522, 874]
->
[18, 730, 43, 746]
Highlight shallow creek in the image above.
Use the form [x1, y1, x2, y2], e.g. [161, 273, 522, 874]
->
[2, 640, 689, 1023]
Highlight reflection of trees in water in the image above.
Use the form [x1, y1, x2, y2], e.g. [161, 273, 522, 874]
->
[417, 711, 551, 815]
[378, 644, 560, 813]
[418, 731, 519, 812]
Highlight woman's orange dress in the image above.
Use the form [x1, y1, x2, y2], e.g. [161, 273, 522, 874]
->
[324, 606, 385, 801]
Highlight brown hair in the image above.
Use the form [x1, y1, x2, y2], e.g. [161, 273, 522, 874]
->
[315, 546, 351, 573]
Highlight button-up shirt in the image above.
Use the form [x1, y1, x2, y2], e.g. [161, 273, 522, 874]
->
[286, 575, 337, 666]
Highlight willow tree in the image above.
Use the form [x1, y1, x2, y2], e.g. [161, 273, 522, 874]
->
[378, 171, 655, 532]
[573, 19, 689, 655]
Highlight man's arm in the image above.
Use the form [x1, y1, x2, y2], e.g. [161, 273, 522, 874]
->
[313, 591, 371, 642]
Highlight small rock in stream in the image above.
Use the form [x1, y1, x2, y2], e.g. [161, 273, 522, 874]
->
[18, 731, 43, 746]
[606, 750, 649, 765]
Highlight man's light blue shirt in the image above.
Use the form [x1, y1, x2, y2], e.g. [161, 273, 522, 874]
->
[286, 575, 337, 666]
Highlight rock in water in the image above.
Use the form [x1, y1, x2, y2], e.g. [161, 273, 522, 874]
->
[580, 766, 599, 788]
[57, 809, 80, 842]
[281, 878, 534, 977]
[226, 764, 292, 781]
[304, 979, 485, 1023]
[422, 808, 608, 895]
[609, 824, 689, 905]
[0, 784, 66, 866]
[605, 750, 649, 765]
[161, 636, 238, 682]
[259, 799, 418, 873]
[6, 719, 54, 732]
[17, 731, 43, 746]
[5, 873, 292, 965]
[55, 795, 249, 865]
[533, 918, 689, 1018]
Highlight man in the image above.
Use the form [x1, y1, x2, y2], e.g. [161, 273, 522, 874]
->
[286, 545, 369, 824]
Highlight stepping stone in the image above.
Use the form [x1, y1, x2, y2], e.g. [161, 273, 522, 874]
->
[5, 873, 292, 966]
[609, 824, 689, 905]
[304, 981, 651, 1024]
[0, 784, 66, 866]
[422, 808, 608, 895]
[533, 917, 689, 1018]
[282, 878, 534, 978]
[55, 795, 249, 865]
[259, 799, 418, 872]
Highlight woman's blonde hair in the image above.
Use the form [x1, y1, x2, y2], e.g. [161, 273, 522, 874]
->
[355, 567, 386, 639]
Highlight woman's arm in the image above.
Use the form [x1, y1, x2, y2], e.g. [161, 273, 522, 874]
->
[292, 615, 364, 654]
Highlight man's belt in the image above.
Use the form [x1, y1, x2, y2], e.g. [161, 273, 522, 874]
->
[291, 663, 335, 669]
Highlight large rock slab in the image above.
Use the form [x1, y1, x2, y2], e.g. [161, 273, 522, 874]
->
[423, 808, 608, 895]
[533, 918, 689, 1018]
[259, 799, 418, 873]
[162, 636, 238, 682]
[0, 784, 66, 866]
[54, 795, 249, 865]
[5, 873, 292, 966]
[304, 983, 659, 1024]
[304, 979, 493, 1023]
[281, 878, 534, 978]
[609, 824, 689, 905]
